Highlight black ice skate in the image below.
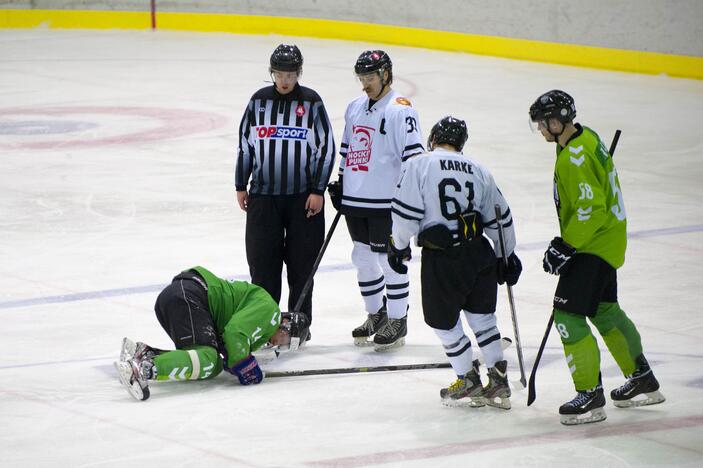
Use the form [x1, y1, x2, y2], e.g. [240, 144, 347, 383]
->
[559, 385, 607, 425]
[611, 355, 665, 408]
[440, 361, 485, 407]
[483, 360, 512, 410]
[115, 338, 156, 401]
[373, 315, 407, 351]
[352, 301, 388, 346]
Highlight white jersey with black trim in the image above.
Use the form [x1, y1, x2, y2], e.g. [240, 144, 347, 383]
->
[338, 89, 423, 216]
[391, 148, 516, 256]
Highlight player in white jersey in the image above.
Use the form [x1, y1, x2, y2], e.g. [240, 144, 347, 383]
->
[327, 50, 424, 351]
[389, 116, 523, 408]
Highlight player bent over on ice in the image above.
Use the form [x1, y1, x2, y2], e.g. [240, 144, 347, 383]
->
[389, 116, 522, 409]
[529, 90, 665, 425]
[115, 266, 309, 401]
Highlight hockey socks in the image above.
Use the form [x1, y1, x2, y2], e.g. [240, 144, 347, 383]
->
[591, 302, 642, 376]
[554, 309, 601, 390]
[153, 345, 222, 381]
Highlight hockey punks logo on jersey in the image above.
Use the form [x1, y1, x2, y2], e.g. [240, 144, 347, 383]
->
[347, 125, 374, 171]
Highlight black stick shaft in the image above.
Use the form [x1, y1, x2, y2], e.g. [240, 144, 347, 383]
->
[268, 337, 513, 378]
[527, 314, 553, 406]
[292, 211, 342, 313]
[267, 362, 451, 378]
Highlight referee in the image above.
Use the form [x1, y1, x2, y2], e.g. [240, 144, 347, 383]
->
[235, 44, 336, 333]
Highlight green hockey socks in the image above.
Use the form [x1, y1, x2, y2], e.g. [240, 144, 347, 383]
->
[153, 345, 223, 381]
[554, 309, 601, 390]
[590, 302, 642, 376]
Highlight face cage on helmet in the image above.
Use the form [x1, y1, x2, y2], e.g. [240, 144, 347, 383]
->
[275, 317, 303, 352]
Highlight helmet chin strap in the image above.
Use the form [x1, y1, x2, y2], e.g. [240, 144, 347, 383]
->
[372, 69, 389, 100]
[547, 120, 566, 142]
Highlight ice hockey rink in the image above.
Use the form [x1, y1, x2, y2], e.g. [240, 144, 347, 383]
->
[1, 28, 702, 467]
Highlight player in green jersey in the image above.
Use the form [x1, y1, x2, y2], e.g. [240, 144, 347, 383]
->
[114, 266, 310, 401]
[529, 90, 665, 425]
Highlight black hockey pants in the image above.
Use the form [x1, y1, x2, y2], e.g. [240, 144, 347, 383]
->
[244, 192, 324, 322]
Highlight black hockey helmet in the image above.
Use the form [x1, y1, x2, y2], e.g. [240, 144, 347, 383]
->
[354, 50, 393, 84]
[279, 312, 310, 351]
[529, 89, 576, 124]
[428, 116, 468, 152]
[270, 44, 303, 73]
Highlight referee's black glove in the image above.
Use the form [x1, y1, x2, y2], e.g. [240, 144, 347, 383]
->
[543, 237, 576, 275]
[327, 181, 342, 211]
[497, 252, 522, 286]
[387, 236, 411, 275]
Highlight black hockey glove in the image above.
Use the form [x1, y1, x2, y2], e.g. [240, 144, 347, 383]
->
[497, 252, 522, 286]
[327, 180, 342, 211]
[543, 237, 576, 275]
[387, 236, 411, 274]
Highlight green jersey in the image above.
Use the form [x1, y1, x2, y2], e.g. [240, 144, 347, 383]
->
[553, 124, 627, 268]
[190, 266, 281, 367]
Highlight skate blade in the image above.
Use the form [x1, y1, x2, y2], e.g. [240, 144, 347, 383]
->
[353, 337, 375, 347]
[373, 337, 405, 352]
[114, 361, 149, 401]
[119, 337, 136, 362]
[613, 390, 666, 408]
[485, 396, 511, 410]
[560, 407, 606, 425]
[442, 396, 485, 408]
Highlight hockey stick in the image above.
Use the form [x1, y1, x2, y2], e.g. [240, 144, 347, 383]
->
[292, 210, 342, 313]
[267, 337, 512, 378]
[526, 129, 622, 406]
[494, 204, 527, 389]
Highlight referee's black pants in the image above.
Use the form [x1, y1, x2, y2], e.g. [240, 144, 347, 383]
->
[245, 192, 324, 323]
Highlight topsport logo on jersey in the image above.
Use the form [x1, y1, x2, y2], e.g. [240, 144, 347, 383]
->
[347, 125, 374, 171]
[254, 126, 308, 140]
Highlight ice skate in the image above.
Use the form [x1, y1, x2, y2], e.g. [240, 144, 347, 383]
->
[440, 366, 485, 408]
[559, 386, 607, 425]
[611, 356, 665, 408]
[373, 316, 407, 351]
[119, 337, 137, 362]
[483, 360, 511, 410]
[114, 342, 156, 401]
[352, 303, 388, 346]
[119, 337, 155, 363]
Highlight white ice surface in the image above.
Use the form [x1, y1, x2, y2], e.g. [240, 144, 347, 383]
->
[1, 29, 702, 467]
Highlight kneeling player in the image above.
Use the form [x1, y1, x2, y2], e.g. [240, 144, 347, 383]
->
[389, 116, 522, 409]
[114, 266, 309, 401]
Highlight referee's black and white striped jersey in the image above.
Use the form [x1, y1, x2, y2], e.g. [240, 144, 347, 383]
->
[236, 84, 336, 195]
[391, 148, 516, 256]
[338, 90, 423, 217]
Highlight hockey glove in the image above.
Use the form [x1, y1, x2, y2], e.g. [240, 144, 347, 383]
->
[327, 180, 342, 211]
[543, 237, 576, 275]
[497, 252, 523, 286]
[226, 354, 264, 385]
[387, 236, 411, 275]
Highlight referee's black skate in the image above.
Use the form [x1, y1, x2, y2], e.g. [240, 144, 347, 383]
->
[352, 302, 388, 346]
[611, 355, 665, 408]
[373, 315, 407, 351]
[483, 360, 511, 410]
[440, 362, 485, 407]
[559, 385, 607, 425]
